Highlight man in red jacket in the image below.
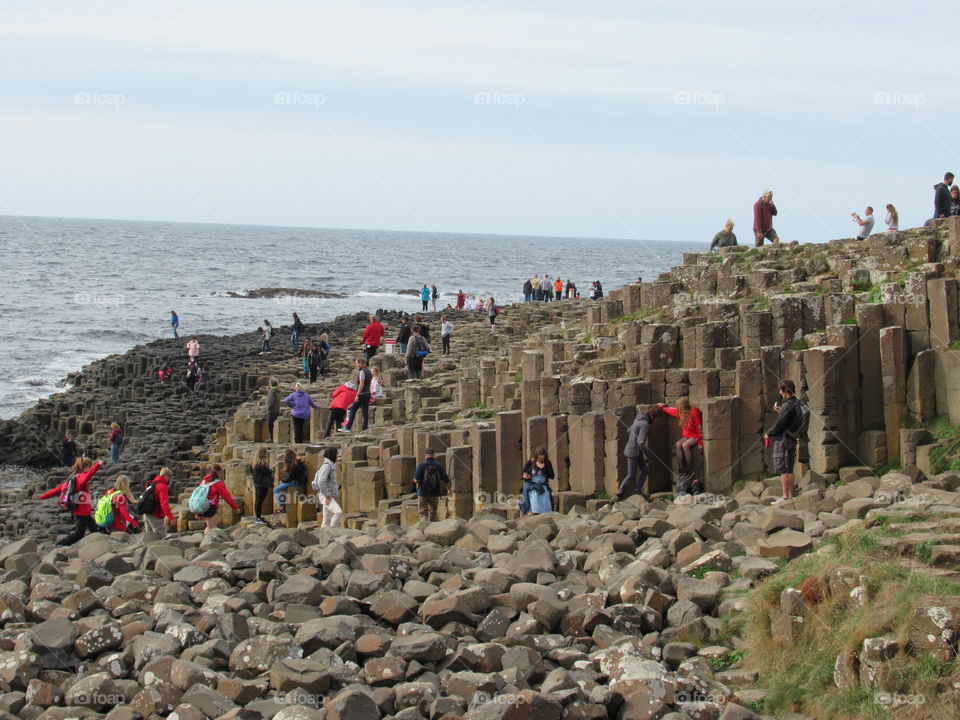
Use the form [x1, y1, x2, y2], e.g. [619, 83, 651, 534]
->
[143, 468, 176, 535]
[753, 190, 779, 247]
[362, 314, 385, 362]
[40, 459, 102, 545]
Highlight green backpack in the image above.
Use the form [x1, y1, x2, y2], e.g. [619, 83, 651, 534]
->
[94, 490, 117, 528]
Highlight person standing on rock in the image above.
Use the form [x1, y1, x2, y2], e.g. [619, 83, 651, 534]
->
[661, 398, 702, 489]
[765, 379, 801, 504]
[324, 382, 356, 438]
[523, 278, 533, 302]
[554, 276, 563, 301]
[884, 204, 899, 232]
[404, 325, 430, 380]
[249, 446, 275, 524]
[143, 467, 176, 534]
[927, 172, 954, 225]
[616, 405, 664, 501]
[317, 333, 330, 378]
[284, 382, 318, 443]
[456, 289, 466, 309]
[487, 298, 497, 331]
[540, 275, 552, 302]
[314, 446, 341, 528]
[306, 341, 323, 383]
[519, 447, 555, 515]
[60, 433, 79, 467]
[753, 190, 779, 246]
[186, 337, 200, 362]
[414, 313, 431, 342]
[342, 357, 373, 431]
[396, 316, 412, 356]
[431, 284, 439, 312]
[440, 315, 454, 355]
[413, 448, 451, 522]
[195, 464, 239, 534]
[291, 313, 305, 350]
[108, 422, 124, 464]
[40, 457, 102, 545]
[185, 357, 199, 391]
[298, 339, 313, 380]
[170, 310, 179, 339]
[420, 284, 430, 312]
[274, 449, 307, 514]
[362, 314, 385, 362]
[266, 378, 281, 442]
[258, 319, 274, 353]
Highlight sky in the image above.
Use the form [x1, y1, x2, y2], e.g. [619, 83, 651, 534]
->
[1, 1, 958, 243]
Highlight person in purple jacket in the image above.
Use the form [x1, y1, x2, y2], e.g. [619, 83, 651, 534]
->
[284, 382, 318, 443]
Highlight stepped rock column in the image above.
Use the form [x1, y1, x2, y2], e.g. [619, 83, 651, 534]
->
[470, 425, 498, 502]
[856, 304, 884, 430]
[928, 277, 959, 349]
[702, 396, 738, 494]
[803, 346, 844, 474]
[879, 326, 908, 462]
[496, 411, 523, 497]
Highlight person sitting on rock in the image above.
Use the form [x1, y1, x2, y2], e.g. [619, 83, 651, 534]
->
[40, 457, 102, 546]
[195, 464, 239, 534]
[249, 446, 275, 524]
[661, 397, 703, 490]
[273, 449, 307, 514]
[519, 447, 555, 515]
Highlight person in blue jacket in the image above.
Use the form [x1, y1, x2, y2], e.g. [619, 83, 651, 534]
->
[420, 284, 430, 312]
[284, 382, 318, 443]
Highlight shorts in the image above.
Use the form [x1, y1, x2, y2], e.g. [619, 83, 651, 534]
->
[197, 504, 218, 518]
[756, 228, 779, 244]
[773, 437, 796, 474]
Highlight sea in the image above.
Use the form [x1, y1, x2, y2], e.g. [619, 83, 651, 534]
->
[0, 215, 700, 419]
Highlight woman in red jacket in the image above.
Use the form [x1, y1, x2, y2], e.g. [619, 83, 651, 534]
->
[196, 464, 239, 534]
[144, 467, 176, 535]
[106, 475, 139, 533]
[662, 397, 703, 482]
[323, 382, 357, 438]
[40, 457, 102, 545]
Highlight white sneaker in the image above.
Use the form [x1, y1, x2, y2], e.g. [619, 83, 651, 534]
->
[337, 427, 350, 433]
[772, 496, 788, 504]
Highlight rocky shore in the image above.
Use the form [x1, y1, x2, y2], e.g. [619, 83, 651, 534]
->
[2, 219, 960, 718]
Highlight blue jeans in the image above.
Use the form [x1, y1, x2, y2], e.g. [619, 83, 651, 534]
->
[273, 482, 299, 508]
[172, 326, 179, 339]
[524, 293, 531, 302]
[519, 478, 552, 514]
[398, 343, 408, 355]
[291, 330, 299, 349]
[261, 337, 270, 352]
[617, 454, 649, 498]
[111, 443, 122, 463]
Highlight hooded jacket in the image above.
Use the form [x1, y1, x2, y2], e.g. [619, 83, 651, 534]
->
[935, 182, 952, 219]
[285, 390, 318, 419]
[40, 461, 102, 516]
[147, 473, 175, 522]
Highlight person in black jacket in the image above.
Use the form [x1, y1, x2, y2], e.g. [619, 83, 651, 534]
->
[523, 278, 533, 302]
[248, 446, 275, 523]
[519, 447, 555, 515]
[60, 433, 79, 467]
[929, 172, 955, 225]
[266, 378, 281, 442]
[765, 379, 800, 504]
[412, 449, 451, 522]
[616, 405, 663, 501]
[396, 316, 412, 356]
[274, 449, 307, 513]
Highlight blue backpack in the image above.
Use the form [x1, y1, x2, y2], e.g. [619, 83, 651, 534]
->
[188, 481, 216, 513]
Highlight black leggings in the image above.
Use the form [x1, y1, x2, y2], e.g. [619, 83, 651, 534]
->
[293, 417, 307, 443]
[442, 335, 450, 354]
[254, 486, 269, 519]
[324, 408, 346, 437]
[57, 515, 98, 546]
[309, 366, 319, 383]
[676, 438, 698, 473]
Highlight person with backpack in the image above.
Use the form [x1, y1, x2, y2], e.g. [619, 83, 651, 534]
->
[248, 446, 275, 524]
[95, 475, 139, 533]
[291, 313, 305, 350]
[108, 422, 124, 464]
[616, 404, 664, 501]
[40, 457, 102, 545]
[519, 447, 555, 515]
[273, 449, 307, 514]
[191, 464, 238, 534]
[140, 467, 175, 534]
[313, 446, 341, 527]
[259, 320, 274, 353]
[661, 398, 703, 492]
[284, 382, 318, 443]
[404, 325, 430, 380]
[185, 358, 199, 391]
[341, 358, 373, 432]
[412, 448, 450, 522]
[765, 379, 808, 504]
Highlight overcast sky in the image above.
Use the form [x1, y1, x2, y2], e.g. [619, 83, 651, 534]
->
[1, 1, 957, 242]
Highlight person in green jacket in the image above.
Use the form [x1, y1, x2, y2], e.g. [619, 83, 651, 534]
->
[710, 219, 738, 252]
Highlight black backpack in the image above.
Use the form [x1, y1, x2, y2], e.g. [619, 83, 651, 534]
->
[786, 399, 811, 440]
[422, 463, 443, 496]
[135, 484, 158, 515]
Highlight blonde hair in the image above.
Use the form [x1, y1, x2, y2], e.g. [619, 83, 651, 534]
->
[886, 203, 899, 225]
[320, 333, 328, 343]
[72, 457, 91, 473]
[110, 422, 119, 429]
[676, 396, 692, 428]
[114, 475, 135, 502]
[251, 446, 270, 470]
[724, 218, 734, 228]
[294, 382, 303, 391]
[371, 367, 383, 381]
[158, 467, 172, 478]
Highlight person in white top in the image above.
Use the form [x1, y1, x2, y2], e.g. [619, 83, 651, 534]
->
[312, 446, 341, 527]
[884, 203, 899, 231]
[440, 316, 455, 355]
[370, 367, 386, 401]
